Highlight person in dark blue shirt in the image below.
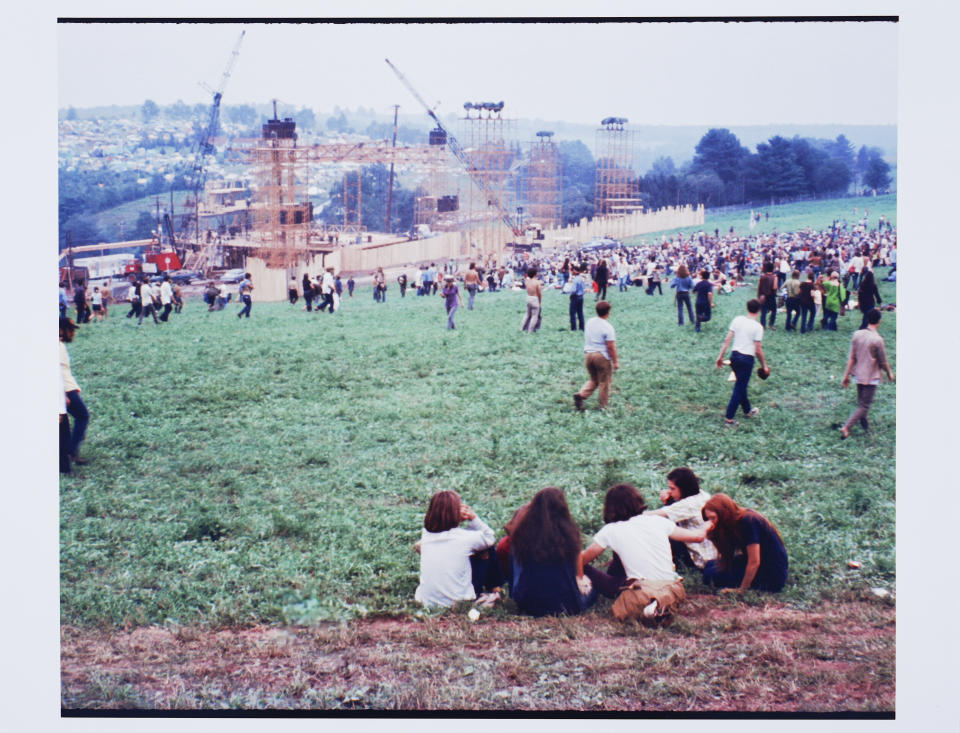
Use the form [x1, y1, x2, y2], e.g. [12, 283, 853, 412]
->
[700, 493, 788, 593]
[507, 487, 597, 617]
[692, 270, 714, 333]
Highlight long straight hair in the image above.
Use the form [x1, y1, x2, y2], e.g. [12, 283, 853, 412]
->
[702, 493, 782, 571]
[510, 487, 582, 566]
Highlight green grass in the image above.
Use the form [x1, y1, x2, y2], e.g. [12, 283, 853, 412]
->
[60, 256, 896, 627]
[625, 193, 897, 245]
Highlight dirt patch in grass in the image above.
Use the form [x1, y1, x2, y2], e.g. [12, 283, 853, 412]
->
[60, 598, 894, 712]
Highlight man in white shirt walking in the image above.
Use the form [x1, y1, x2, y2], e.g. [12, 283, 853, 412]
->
[716, 299, 771, 425]
[573, 300, 619, 410]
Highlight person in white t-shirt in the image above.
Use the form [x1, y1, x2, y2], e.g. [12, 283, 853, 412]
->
[414, 490, 501, 608]
[716, 299, 770, 425]
[646, 466, 717, 570]
[580, 483, 709, 598]
[573, 300, 619, 410]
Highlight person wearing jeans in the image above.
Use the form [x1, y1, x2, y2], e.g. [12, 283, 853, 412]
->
[568, 267, 586, 331]
[798, 273, 816, 333]
[669, 264, 694, 325]
[237, 273, 254, 318]
[839, 308, 894, 438]
[757, 261, 778, 330]
[716, 299, 770, 425]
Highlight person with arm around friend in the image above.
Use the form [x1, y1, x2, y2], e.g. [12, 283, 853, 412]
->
[716, 298, 770, 425]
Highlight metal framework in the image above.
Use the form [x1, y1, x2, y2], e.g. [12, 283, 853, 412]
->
[521, 131, 562, 229]
[242, 114, 444, 269]
[413, 128, 461, 233]
[459, 103, 520, 265]
[594, 117, 643, 220]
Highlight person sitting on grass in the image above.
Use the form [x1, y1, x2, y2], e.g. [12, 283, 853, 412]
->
[580, 483, 708, 600]
[414, 491, 502, 608]
[700, 493, 788, 593]
[503, 487, 597, 617]
[645, 467, 717, 572]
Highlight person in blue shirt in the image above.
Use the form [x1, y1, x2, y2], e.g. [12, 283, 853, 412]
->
[701, 493, 788, 593]
[569, 265, 586, 331]
[506, 487, 597, 617]
[669, 264, 695, 326]
[237, 273, 253, 318]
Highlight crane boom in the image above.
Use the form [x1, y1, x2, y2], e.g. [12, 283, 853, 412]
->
[384, 58, 521, 236]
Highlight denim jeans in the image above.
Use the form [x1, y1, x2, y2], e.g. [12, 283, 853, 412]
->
[726, 351, 754, 420]
[618, 275, 629, 292]
[785, 297, 801, 330]
[694, 303, 711, 332]
[65, 389, 89, 457]
[238, 294, 252, 318]
[800, 304, 815, 333]
[822, 308, 838, 331]
[702, 557, 786, 592]
[569, 294, 584, 330]
[446, 301, 458, 329]
[466, 284, 477, 310]
[760, 297, 777, 328]
[676, 292, 693, 325]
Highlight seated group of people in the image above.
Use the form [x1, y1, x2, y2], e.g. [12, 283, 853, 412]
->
[414, 468, 788, 617]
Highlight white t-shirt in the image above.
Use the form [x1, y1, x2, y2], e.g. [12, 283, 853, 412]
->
[583, 316, 616, 360]
[648, 491, 717, 569]
[414, 517, 495, 608]
[592, 514, 678, 581]
[160, 281, 173, 305]
[728, 315, 764, 356]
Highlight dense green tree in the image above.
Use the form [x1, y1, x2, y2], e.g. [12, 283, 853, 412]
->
[692, 128, 750, 185]
[141, 99, 159, 122]
[326, 111, 352, 134]
[745, 136, 808, 202]
[863, 155, 891, 192]
[828, 134, 856, 178]
[225, 104, 258, 127]
[316, 163, 414, 233]
[640, 157, 681, 209]
[813, 158, 853, 196]
[294, 107, 316, 131]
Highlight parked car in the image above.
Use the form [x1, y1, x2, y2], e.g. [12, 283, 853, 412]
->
[170, 270, 201, 285]
[220, 268, 246, 284]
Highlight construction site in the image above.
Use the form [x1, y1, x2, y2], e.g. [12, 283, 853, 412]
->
[59, 48, 703, 300]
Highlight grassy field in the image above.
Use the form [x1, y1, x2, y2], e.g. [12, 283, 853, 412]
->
[60, 269, 896, 629]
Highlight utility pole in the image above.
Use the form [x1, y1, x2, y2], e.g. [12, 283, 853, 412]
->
[385, 104, 399, 233]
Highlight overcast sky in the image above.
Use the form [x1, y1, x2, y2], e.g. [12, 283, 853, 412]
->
[57, 19, 898, 127]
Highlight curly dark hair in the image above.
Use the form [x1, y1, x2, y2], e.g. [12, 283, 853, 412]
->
[665, 467, 701, 501]
[510, 487, 582, 566]
[602, 483, 648, 524]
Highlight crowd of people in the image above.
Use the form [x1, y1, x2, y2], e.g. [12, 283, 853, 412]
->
[414, 467, 788, 619]
[59, 210, 896, 622]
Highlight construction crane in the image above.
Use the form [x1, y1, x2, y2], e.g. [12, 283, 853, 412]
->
[385, 58, 522, 237]
[182, 29, 246, 258]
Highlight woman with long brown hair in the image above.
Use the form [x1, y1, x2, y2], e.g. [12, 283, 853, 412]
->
[507, 487, 597, 616]
[700, 494, 788, 593]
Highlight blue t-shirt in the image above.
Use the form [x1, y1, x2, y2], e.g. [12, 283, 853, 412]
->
[671, 275, 693, 293]
[693, 279, 713, 306]
[737, 513, 788, 592]
[571, 275, 586, 297]
[511, 556, 590, 617]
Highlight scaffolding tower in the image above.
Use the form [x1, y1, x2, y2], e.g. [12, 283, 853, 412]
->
[459, 102, 519, 265]
[594, 117, 643, 234]
[248, 113, 314, 268]
[521, 131, 562, 230]
[414, 127, 461, 233]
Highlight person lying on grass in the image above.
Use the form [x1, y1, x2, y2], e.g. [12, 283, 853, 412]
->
[499, 487, 597, 617]
[580, 483, 709, 599]
[645, 467, 717, 572]
[700, 493, 788, 593]
[414, 490, 503, 608]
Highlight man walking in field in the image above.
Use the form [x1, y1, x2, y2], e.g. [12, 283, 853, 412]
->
[60, 317, 90, 465]
[716, 298, 770, 425]
[839, 308, 894, 438]
[520, 267, 542, 333]
[573, 300, 619, 410]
